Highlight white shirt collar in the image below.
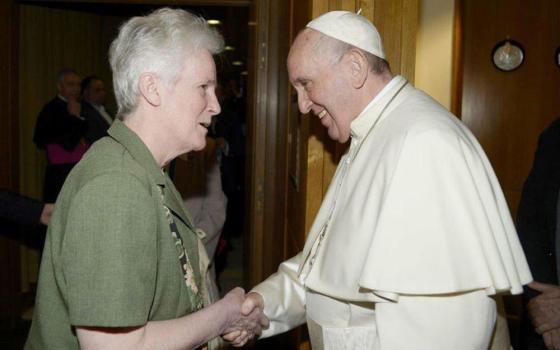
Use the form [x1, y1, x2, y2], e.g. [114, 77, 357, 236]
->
[355, 76, 400, 123]
[350, 76, 407, 140]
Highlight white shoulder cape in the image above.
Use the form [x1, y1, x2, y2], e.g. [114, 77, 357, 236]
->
[297, 76, 532, 302]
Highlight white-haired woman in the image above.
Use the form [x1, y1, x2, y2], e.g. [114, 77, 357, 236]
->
[25, 8, 266, 350]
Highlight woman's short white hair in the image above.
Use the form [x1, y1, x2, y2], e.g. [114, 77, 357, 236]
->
[109, 8, 224, 119]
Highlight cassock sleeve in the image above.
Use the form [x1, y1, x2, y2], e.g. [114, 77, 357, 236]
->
[251, 253, 307, 338]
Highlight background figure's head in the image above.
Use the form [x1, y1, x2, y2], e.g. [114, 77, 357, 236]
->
[287, 11, 392, 143]
[109, 7, 224, 119]
[57, 68, 81, 101]
[81, 76, 106, 106]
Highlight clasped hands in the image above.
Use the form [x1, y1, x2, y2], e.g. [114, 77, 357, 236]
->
[220, 288, 268, 347]
[528, 281, 560, 350]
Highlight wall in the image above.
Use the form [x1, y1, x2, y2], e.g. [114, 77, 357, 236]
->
[415, 0, 454, 109]
[416, 0, 560, 221]
[461, 0, 560, 219]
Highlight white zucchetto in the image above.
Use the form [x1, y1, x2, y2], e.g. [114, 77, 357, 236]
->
[306, 11, 386, 59]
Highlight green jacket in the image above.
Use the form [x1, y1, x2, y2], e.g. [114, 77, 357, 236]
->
[25, 120, 203, 349]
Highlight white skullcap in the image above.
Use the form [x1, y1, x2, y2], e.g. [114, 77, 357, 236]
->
[306, 11, 385, 59]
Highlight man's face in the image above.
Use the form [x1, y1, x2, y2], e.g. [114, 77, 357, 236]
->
[84, 79, 106, 105]
[160, 49, 221, 153]
[57, 73, 81, 101]
[287, 30, 353, 143]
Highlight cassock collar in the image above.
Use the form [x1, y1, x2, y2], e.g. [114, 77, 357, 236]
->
[350, 75, 408, 141]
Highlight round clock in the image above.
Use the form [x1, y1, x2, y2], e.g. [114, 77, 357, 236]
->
[492, 39, 525, 72]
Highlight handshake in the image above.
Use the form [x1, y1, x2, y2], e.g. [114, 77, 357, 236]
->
[217, 287, 269, 347]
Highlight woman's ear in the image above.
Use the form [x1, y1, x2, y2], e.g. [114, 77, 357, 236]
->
[138, 73, 161, 107]
[346, 49, 368, 89]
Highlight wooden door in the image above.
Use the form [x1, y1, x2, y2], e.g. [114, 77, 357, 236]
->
[460, 0, 560, 218]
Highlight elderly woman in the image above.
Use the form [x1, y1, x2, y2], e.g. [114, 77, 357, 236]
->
[24, 8, 266, 350]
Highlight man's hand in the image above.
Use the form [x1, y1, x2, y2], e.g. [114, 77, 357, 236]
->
[218, 289, 268, 347]
[527, 281, 560, 335]
[67, 99, 81, 118]
[222, 292, 268, 347]
[543, 328, 560, 350]
[40, 203, 54, 225]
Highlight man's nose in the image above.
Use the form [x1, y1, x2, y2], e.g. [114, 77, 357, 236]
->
[297, 91, 313, 114]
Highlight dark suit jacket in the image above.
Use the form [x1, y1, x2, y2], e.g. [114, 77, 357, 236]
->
[82, 101, 111, 145]
[517, 117, 560, 349]
[33, 96, 87, 152]
[0, 190, 43, 226]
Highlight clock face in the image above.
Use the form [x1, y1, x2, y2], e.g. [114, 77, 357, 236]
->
[492, 40, 525, 72]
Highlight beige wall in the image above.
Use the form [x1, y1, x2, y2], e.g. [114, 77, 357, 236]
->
[415, 0, 455, 109]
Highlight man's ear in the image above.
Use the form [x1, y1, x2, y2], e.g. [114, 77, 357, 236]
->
[346, 49, 368, 89]
[138, 73, 161, 107]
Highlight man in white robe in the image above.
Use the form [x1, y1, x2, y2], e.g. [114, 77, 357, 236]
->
[226, 11, 532, 349]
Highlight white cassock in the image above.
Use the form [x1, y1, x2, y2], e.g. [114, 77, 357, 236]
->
[252, 76, 532, 350]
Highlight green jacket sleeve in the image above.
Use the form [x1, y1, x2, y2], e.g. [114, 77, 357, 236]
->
[62, 172, 158, 327]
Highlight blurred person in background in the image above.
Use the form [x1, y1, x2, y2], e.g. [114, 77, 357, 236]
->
[33, 68, 88, 204]
[80, 75, 113, 145]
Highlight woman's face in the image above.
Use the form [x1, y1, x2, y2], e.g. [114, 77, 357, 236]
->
[161, 49, 221, 154]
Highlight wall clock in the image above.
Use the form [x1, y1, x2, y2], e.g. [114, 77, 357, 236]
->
[492, 39, 524, 72]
